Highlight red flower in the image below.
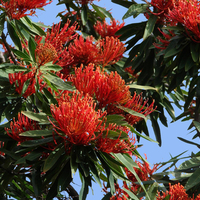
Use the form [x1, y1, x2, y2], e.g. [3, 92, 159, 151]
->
[35, 42, 57, 66]
[157, 183, 189, 200]
[167, 0, 200, 42]
[107, 93, 156, 125]
[67, 35, 100, 66]
[94, 19, 125, 38]
[97, 36, 126, 67]
[50, 92, 106, 145]
[125, 155, 158, 192]
[0, 0, 51, 20]
[154, 28, 175, 50]
[146, 0, 173, 24]
[9, 66, 46, 98]
[95, 124, 136, 154]
[69, 64, 131, 108]
[5, 113, 40, 144]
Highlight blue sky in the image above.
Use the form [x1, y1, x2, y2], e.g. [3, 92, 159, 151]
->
[31, 0, 199, 199]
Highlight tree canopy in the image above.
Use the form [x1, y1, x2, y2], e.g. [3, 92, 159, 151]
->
[0, 0, 200, 199]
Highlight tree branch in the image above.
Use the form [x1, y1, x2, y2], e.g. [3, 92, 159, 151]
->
[66, 185, 79, 200]
[1, 32, 18, 65]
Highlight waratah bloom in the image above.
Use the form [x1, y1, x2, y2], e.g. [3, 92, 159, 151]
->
[95, 124, 136, 154]
[67, 35, 100, 67]
[167, 0, 200, 42]
[94, 19, 125, 38]
[154, 28, 175, 50]
[69, 64, 131, 108]
[125, 155, 158, 192]
[145, 0, 173, 24]
[35, 42, 58, 66]
[97, 36, 126, 67]
[156, 183, 189, 200]
[107, 93, 155, 125]
[9, 67, 46, 98]
[35, 20, 78, 71]
[0, 0, 51, 20]
[50, 92, 106, 145]
[5, 113, 40, 144]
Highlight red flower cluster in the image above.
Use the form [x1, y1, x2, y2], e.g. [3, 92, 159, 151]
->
[167, 0, 200, 42]
[35, 20, 78, 71]
[69, 64, 131, 108]
[147, 0, 173, 24]
[5, 113, 40, 144]
[125, 155, 158, 192]
[94, 19, 125, 38]
[0, 0, 51, 20]
[157, 183, 200, 200]
[107, 93, 155, 125]
[104, 155, 158, 199]
[66, 36, 126, 67]
[95, 124, 136, 154]
[50, 92, 106, 145]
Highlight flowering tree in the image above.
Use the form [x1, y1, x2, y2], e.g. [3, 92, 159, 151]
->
[0, 0, 200, 199]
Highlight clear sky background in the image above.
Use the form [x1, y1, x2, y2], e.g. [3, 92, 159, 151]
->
[30, 0, 199, 199]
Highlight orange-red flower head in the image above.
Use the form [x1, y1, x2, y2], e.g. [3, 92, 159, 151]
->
[94, 19, 125, 38]
[157, 183, 189, 200]
[5, 113, 40, 144]
[97, 36, 126, 67]
[69, 64, 131, 108]
[95, 124, 136, 154]
[1, 0, 51, 20]
[67, 36, 100, 66]
[167, 0, 200, 42]
[50, 92, 106, 145]
[35, 43, 57, 66]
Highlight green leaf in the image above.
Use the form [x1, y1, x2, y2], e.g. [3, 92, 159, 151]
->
[32, 167, 42, 196]
[21, 111, 49, 123]
[43, 145, 65, 172]
[178, 137, 200, 148]
[4, 65, 29, 73]
[123, 188, 140, 200]
[7, 20, 22, 50]
[92, 4, 106, 19]
[28, 37, 36, 62]
[146, 182, 158, 200]
[21, 78, 31, 96]
[81, 5, 87, 26]
[116, 105, 146, 120]
[127, 125, 158, 144]
[0, 13, 5, 36]
[92, 5, 113, 19]
[43, 72, 75, 91]
[128, 83, 157, 91]
[111, 0, 134, 8]
[11, 49, 31, 61]
[40, 64, 63, 72]
[190, 42, 199, 62]
[20, 130, 53, 137]
[123, 4, 148, 19]
[143, 15, 157, 40]
[185, 168, 200, 191]
[150, 114, 161, 146]
[105, 130, 128, 139]
[193, 121, 200, 132]
[114, 153, 150, 200]
[79, 175, 89, 200]
[178, 156, 200, 171]
[21, 137, 57, 147]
